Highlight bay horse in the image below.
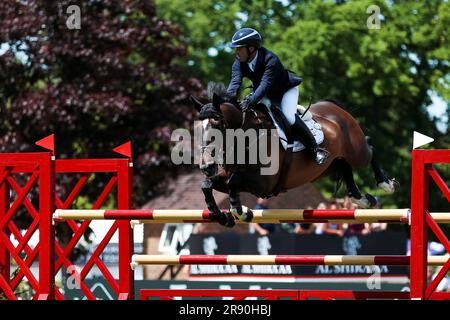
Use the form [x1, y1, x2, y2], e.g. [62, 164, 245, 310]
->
[190, 84, 396, 227]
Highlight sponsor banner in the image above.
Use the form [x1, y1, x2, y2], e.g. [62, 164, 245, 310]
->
[188, 232, 408, 277]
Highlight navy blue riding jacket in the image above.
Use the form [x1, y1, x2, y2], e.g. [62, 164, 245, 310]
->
[226, 47, 302, 107]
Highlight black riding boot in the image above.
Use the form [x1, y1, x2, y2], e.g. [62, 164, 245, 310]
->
[291, 114, 329, 165]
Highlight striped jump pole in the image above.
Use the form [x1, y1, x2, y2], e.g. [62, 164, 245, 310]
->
[130, 254, 449, 269]
[54, 208, 450, 224]
[54, 208, 413, 223]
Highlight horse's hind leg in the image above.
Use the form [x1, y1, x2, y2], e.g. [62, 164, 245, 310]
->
[369, 144, 396, 194]
[338, 159, 377, 208]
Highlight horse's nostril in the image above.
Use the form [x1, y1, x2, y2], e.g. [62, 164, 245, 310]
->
[200, 162, 217, 177]
[200, 162, 214, 170]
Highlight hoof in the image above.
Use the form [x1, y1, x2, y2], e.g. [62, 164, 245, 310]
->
[210, 210, 236, 228]
[350, 196, 370, 209]
[240, 207, 254, 222]
[365, 194, 378, 207]
[230, 205, 254, 223]
[230, 206, 240, 218]
[351, 194, 378, 208]
[221, 211, 236, 228]
[378, 179, 397, 194]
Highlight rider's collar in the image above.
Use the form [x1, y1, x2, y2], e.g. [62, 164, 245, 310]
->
[247, 50, 258, 71]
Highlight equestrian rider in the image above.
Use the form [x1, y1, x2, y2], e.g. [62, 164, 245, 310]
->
[226, 27, 329, 165]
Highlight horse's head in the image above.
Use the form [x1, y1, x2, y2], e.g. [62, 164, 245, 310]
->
[191, 83, 275, 179]
[190, 91, 243, 178]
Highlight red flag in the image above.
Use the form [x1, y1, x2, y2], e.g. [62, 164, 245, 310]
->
[35, 134, 55, 154]
[113, 141, 132, 158]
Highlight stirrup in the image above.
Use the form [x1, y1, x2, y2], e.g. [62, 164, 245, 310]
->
[314, 148, 330, 165]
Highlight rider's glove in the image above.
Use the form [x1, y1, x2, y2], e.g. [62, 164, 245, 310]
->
[240, 95, 253, 112]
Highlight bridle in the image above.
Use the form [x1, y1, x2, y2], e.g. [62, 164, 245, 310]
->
[199, 100, 264, 178]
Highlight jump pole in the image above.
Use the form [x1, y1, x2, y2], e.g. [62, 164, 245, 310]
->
[130, 254, 449, 269]
[54, 208, 413, 223]
[53, 208, 450, 225]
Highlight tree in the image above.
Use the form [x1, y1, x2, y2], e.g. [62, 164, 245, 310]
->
[0, 0, 203, 204]
[154, 0, 299, 84]
[153, 0, 449, 208]
[274, 0, 449, 208]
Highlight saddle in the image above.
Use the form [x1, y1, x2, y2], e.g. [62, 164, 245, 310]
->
[255, 100, 321, 148]
[251, 101, 324, 197]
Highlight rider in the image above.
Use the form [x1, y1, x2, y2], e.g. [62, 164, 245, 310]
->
[226, 27, 329, 165]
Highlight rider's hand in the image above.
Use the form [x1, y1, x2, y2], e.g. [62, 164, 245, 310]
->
[240, 95, 252, 112]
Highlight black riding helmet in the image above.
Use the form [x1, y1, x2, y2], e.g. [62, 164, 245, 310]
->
[229, 28, 262, 48]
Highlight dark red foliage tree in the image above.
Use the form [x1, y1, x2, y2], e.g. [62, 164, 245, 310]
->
[0, 0, 203, 204]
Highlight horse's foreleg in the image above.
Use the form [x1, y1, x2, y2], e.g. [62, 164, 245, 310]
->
[339, 160, 377, 208]
[228, 174, 253, 222]
[201, 179, 235, 228]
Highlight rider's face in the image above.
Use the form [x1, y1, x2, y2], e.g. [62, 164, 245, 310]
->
[235, 47, 248, 62]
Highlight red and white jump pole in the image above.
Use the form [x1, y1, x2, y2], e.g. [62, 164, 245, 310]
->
[53, 208, 450, 225]
[130, 254, 449, 268]
[54, 208, 416, 223]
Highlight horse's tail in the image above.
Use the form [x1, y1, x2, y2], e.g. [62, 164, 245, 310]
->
[365, 135, 375, 160]
[328, 159, 345, 198]
[366, 135, 374, 147]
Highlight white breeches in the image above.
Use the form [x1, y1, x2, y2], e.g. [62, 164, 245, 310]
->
[280, 86, 299, 125]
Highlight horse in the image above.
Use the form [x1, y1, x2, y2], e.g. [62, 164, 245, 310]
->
[190, 84, 396, 227]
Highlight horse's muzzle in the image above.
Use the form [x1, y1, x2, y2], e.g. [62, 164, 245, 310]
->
[200, 162, 217, 177]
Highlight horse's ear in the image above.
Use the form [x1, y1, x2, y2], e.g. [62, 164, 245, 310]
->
[212, 93, 224, 110]
[190, 95, 204, 112]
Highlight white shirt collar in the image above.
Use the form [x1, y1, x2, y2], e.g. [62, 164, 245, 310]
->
[247, 51, 258, 72]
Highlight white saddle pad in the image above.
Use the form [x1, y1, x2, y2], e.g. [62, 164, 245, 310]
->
[264, 105, 325, 152]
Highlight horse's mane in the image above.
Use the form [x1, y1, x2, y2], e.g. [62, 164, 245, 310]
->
[207, 82, 239, 106]
[198, 82, 240, 120]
